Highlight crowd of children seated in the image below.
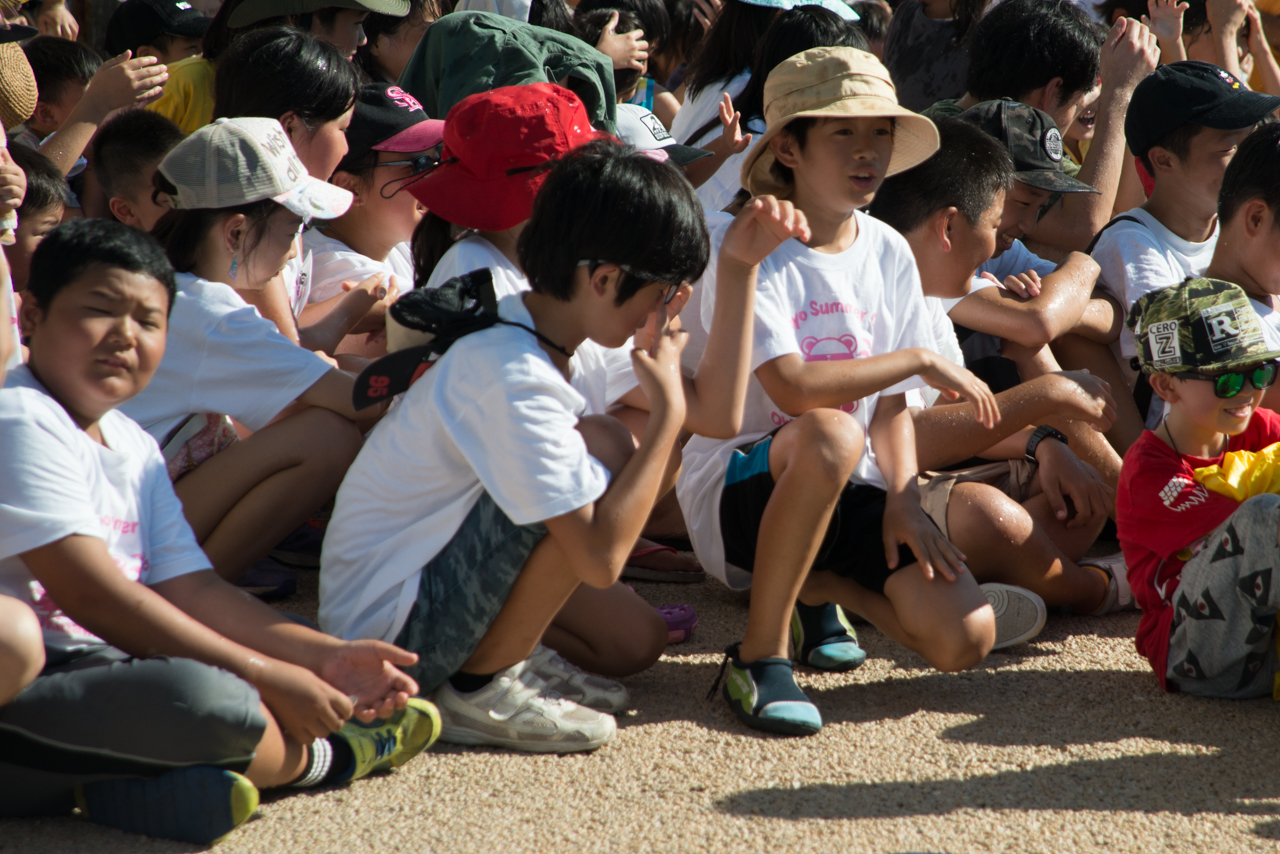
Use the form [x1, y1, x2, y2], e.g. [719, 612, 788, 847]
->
[2, 0, 1280, 843]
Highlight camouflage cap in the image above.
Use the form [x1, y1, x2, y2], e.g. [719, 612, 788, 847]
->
[959, 99, 1098, 195]
[1126, 277, 1280, 374]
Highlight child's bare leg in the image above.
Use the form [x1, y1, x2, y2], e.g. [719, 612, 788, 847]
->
[946, 483, 1107, 613]
[543, 583, 667, 676]
[242, 702, 308, 789]
[803, 563, 994, 672]
[174, 408, 362, 582]
[0, 597, 43, 705]
[1052, 333, 1144, 454]
[740, 410, 863, 663]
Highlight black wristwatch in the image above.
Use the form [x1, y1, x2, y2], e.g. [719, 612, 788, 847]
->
[1025, 425, 1068, 463]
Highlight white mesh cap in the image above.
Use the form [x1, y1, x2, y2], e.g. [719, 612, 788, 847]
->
[158, 117, 353, 221]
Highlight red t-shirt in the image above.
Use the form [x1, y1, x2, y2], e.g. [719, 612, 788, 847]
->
[1116, 408, 1280, 690]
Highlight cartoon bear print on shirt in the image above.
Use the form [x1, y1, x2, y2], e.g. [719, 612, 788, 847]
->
[769, 335, 871, 426]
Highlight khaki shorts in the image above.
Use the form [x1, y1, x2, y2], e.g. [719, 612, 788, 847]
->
[917, 460, 1038, 539]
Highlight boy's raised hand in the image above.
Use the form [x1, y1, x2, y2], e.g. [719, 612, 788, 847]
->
[0, 148, 27, 213]
[84, 52, 169, 117]
[319, 640, 421, 722]
[597, 11, 649, 72]
[1100, 16, 1161, 98]
[918, 353, 1001, 429]
[712, 94, 751, 156]
[720, 195, 811, 270]
[1142, 0, 1189, 48]
[631, 322, 688, 424]
[35, 0, 78, 40]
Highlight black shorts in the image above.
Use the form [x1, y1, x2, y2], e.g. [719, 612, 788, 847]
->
[719, 431, 916, 595]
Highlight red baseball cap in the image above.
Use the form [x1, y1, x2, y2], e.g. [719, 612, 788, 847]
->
[406, 83, 606, 232]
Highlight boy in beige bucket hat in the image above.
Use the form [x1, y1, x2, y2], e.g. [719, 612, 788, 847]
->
[683, 47, 1001, 736]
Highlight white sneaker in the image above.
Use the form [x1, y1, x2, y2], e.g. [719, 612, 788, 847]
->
[431, 659, 616, 753]
[526, 644, 630, 713]
[982, 583, 1047, 649]
[1085, 551, 1139, 614]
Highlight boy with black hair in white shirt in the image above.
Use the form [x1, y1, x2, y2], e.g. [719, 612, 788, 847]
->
[320, 138, 809, 752]
[681, 47, 1001, 738]
[0, 219, 439, 844]
[1092, 61, 1280, 431]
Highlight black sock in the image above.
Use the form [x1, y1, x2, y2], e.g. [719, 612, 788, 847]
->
[449, 670, 496, 693]
[321, 735, 354, 785]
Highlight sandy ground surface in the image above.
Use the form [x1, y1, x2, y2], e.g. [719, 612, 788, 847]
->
[5, 557, 1280, 854]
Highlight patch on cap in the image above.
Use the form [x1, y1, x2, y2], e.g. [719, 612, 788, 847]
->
[386, 86, 423, 112]
[642, 112, 671, 142]
[1202, 301, 1263, 354]
[1147, 319, 1182, 370]
[175, 1, 192, 8]
[1216, 67, 1242, 90]
[1043, 127, 1063, 162]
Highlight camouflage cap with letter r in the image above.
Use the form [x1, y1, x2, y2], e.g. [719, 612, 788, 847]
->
[1126, 277, 1280, 374]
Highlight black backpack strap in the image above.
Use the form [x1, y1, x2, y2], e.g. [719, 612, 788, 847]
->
[1085, 214, 1144, 255]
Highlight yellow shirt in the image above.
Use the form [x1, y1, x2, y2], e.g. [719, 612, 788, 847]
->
[146, 56, 215, 136]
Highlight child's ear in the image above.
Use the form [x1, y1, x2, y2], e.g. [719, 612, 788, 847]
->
[32, 101, 57, 130]
[16, 288, 42, 340]
[135, 45, 161, 61]
[108, 196, 143, 229]
[1149, 372, 1179, 404]
[1145, 146, 1177, 176]
[934, 207, 958, 252]
[770, 132, 799, 169]
[222, 213, 247, 255]
[1242, 198, 1271, 238]
[330, 170, 364, 204]
[587, 262, 622, 299]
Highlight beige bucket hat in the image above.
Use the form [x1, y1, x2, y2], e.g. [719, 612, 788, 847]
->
[740, 46, 940, 198]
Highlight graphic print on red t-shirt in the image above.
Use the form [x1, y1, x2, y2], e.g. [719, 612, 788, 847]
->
[1117, 408, 1280, 689]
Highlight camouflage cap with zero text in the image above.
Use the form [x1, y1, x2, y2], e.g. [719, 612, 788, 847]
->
[1127, 277, 1280, 374]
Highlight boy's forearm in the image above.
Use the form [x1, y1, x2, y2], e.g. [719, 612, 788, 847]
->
[869, 394, 918, 495]
[1036, 91, 1131, 252]
[912, 374, 1061, 470]
[1069, 294, 1123, 343]
[152, 570, 344, 677]
[685, 256, 757, 438]
[948, 254, 1097, 348]
[757, 347, 933, 417]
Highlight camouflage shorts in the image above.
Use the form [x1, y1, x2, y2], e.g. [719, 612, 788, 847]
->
[393, 492, 546, 695]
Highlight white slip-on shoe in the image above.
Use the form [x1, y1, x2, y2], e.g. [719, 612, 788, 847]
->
[982, 583, 1047, 649]
[526, 644, 630, 713]
[431, 658, 616, 753]
[1084, 551, 1139, 614]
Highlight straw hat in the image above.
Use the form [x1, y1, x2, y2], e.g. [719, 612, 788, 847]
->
[0, 43, 36, 133]
[740, 46, 940, 198]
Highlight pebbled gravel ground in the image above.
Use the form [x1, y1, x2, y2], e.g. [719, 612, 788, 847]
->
[5, 556, 1280, 854]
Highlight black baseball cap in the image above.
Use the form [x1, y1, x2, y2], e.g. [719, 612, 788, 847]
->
[104, 0, 210, 57]
[0, 25, 37, 44]
[338, 84, 446, 173]
[960, 99, 1099, 195]
[1126, 61, 1280, 158]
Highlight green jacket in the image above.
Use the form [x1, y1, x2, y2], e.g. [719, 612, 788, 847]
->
[398, 10, 617, 134]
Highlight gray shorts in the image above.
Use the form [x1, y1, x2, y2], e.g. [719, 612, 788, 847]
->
[0, 646, 266, 817]
[394, 492, 547, 695]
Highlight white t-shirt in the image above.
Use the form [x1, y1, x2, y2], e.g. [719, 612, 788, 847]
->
[907, 295, 965, 409]
[319, 293, 612, 643]
[669, 69, 751, 148]
[426, 235, 528, 299]
[1092, 207, 1217, 357]
[677, 212, 933, 588]
[118, 272, 333, 444]
[2, 271, 17, 373]
[688, 116, 766, 215]
[0, 367, 210, 652]
[282, 249, 313, 319]
[304, 229, 414, 304]
[422, 235, 638, 413]
[1251, 295, 1280, 349]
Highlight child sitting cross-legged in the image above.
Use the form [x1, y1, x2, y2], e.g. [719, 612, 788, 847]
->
[679, 47, 999, 738]
[0, 219, 438, 845]
[1118, 277, 1280, 697]
[320, 137, 808, 752]
[119, 117, 386, 599]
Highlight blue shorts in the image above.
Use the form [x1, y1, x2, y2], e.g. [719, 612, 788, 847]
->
[393, 492, 547, 695]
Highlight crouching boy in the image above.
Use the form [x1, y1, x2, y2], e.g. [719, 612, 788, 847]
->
[1119, 277, 1280, 696]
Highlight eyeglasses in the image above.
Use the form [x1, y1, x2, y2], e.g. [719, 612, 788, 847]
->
[579, 260, 681, 304]
[1180, 361, 1279, 398]
[378, 154, 437, 175]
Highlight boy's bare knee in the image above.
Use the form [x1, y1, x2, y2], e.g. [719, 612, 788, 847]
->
[949, 483, 1032, 544]
[782, 409, 863, 484]
[295, 408, 363, 467]
[592, 606, 667, 677]
[576, 414, 635, 476]
[917, 604, 995, 673]
[0, 600, 46, 703]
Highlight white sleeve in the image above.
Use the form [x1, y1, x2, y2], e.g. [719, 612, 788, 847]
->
[309, 251, 386, 305]
[881, 252, 932, 396]
[0, 403, 101, 561]
[437, 368, 610, 525]
[193, 308, 333, 431]
[2, 271, 17, 372]
[749, 263, 804, 371]
[1093, 227, 1182, 311]
[140, 446, 212, 585]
